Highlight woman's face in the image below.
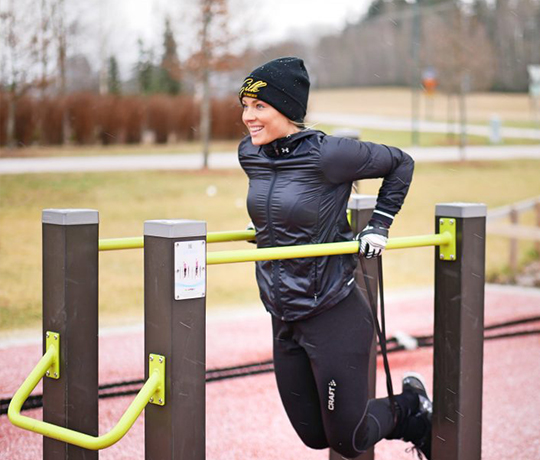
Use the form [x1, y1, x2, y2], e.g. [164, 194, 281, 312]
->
[241, 97, 300, 145]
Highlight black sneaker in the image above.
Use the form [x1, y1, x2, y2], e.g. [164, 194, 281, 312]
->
[402, 372, 432, 459]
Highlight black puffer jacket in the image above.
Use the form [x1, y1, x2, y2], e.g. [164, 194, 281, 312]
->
[238, 129, 414, 321]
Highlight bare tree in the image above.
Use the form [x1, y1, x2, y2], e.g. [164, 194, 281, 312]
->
[187, 0, 240, 169]
[424, 6, 496, 156]
[0, 0, 41, 146]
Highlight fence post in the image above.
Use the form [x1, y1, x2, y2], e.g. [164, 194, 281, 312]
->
[535, 200, 540, 255]
[42, 209, 99, 460]
[144, 219, 207, 460]
[509, 207, 519, 276]
[433, 203, 486, 460]
[329, 195, 377, 460]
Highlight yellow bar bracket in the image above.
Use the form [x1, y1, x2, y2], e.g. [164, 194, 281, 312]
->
[438, 218, 457, 261]
[8, 340, 166, 451]
[149, 354, 165, 406]
[45, 331, 60, 379]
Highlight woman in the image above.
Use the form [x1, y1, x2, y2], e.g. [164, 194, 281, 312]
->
[238, 57, 432, 459]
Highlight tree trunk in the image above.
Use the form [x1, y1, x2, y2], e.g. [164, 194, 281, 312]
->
[7, 92, 16, 148]
[201, 68, 211, 169]
[200, 1, 212, 170]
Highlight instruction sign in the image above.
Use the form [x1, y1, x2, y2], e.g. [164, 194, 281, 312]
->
[174, 240, 206, 300]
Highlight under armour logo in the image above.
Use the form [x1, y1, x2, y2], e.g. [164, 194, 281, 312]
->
[281, 147, 289, 153]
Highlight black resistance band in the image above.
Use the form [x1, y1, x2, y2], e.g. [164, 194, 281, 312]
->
[359, 256, 398, 425]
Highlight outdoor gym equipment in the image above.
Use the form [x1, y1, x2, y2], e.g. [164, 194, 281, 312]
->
[8, 196, 486, 460]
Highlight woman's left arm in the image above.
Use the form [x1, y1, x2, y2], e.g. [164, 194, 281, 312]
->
[321, 136, 414, 258]
[321, 136, 414, 228]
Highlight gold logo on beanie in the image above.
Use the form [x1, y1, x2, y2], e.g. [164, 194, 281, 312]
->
[239, 78, 267, 98]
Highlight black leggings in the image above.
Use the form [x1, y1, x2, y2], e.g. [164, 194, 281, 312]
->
[272, 287, 396, 458]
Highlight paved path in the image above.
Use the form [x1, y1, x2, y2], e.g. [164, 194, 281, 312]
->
[1, 144, 540, 175]
[310, 111, 540, 140]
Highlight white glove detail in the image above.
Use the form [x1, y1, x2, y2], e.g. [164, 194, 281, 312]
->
[356, 225, 389, 259]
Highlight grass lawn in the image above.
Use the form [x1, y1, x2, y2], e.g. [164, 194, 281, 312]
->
[309, 87, 539, 124]
[317, 125, 540, 147]
[1, 160, 540, 332]
[1, 127, 537, 161]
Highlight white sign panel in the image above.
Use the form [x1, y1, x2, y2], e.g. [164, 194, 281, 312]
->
[174, 240, 206, 300]
[528, 65, 540, 97]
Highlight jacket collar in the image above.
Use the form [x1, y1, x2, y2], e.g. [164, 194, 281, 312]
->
[260, 130, 316, 158]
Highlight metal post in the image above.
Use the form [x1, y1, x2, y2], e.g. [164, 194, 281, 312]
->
[330, 195, 377, 460]
[433, 203, 486, 460]
[144, 220, 207, 459]
[42, 209, 99, 460]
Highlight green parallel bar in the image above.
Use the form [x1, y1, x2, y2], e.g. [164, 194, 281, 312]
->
[99, 230, 256, 251]
[8, 345, 163, 451]
[207, 232, 452, 265]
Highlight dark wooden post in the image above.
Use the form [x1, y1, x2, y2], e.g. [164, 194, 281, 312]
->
[144, 220, 207, 460]
[330, 195, 377, 460]
[433, 203, 486, 460]
[42, 209, 99, 460]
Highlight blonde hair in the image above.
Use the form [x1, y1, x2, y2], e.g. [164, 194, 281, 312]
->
[291, 120, 318, 131]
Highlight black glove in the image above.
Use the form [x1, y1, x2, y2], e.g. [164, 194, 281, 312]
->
[246, 222, 257, 244]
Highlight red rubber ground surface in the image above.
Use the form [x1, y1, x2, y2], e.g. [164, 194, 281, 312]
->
[1, 285, 539, 459]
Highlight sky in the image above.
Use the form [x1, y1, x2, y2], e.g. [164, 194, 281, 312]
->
[118, 0, 371, 44]
[237, 0, 371, 44]
[107, 0, 372, 75]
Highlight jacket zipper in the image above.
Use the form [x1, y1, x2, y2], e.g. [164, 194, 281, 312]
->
[266, 166, 282, 314]
[314, 261, 319, 302]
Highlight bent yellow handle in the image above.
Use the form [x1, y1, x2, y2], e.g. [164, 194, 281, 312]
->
[8, 338, 164, 451]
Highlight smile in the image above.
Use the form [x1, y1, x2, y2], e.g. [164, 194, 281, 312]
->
[249, 126, 264, 135]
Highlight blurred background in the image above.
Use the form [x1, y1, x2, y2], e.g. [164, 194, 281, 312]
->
[2, 0, 540, 151]
[1, 0, 540, 332]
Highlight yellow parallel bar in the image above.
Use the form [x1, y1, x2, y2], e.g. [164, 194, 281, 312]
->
[99, 230, 257, 251]
[99, 230, 452, 256]
[208, 230, 255, 243]
[99, 237, 143, 251]
[8, 347, 162, 450]
[207, 232, 452, 265]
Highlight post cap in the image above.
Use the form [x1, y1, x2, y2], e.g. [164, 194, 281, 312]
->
[348, 194, 377, 211]
[144, 220, 207, 238]
[436, 203, 487, 218]
[42, 209, 99, 225]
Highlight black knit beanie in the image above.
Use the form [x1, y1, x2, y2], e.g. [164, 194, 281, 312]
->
[239, 57, 310, 122]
